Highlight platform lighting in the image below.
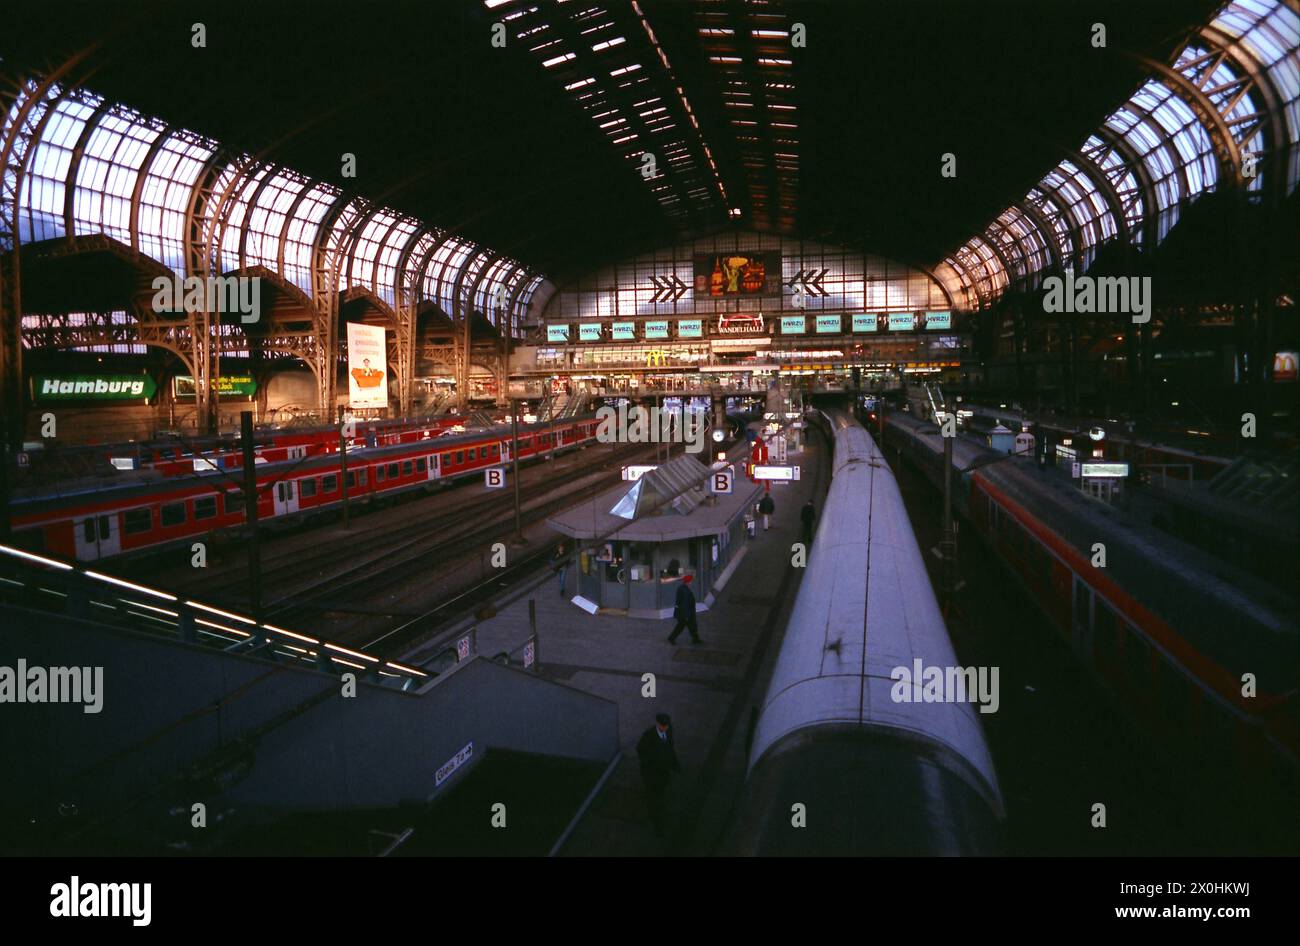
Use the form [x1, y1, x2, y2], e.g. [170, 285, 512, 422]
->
[1089, 426, 1106, 441]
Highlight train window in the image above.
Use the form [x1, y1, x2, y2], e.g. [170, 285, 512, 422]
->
[415, 458, 426, 473]
[479, 447, 489, 460]
[455, 451, 464, 465]
[194, 497, 217, 520]
[388, 463, 400, 479]
[161, 503, 186, 527]
[323, 474, 337, 492]
[376, 466, 386, 482]
[442, 452, 452, 468]
[402, 461, 413, 476]
[124, 508, 152, 535]
[225, 491, 245, 515]
[82, 519, 96, 543]
[1094, 601, 1117, 664]
[490, 444, 499, 456]
[300, 478, 317, 499]
[1125, 627, 1150, 687]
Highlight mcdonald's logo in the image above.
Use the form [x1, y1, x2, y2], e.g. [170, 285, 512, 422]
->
[646, 349, 669, 367]
[1274, 351, 1298, 382]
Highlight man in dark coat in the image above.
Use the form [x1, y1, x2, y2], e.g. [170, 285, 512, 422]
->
[758, 493, 775, 531]
[636, 713, 681, 836]
[667, 574, 701, 644]
[800, 499, 816, 546]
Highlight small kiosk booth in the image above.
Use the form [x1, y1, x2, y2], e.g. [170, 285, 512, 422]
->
[547, 455, 762, 618]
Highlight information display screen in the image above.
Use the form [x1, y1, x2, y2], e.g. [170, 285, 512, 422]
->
[780, 316, 806, 334]
[579, 323, 602, 342]
[852, 313, 879, 333]
[815, 314, 841, 333]
[644, 320, 669, 339]
[547, 324, 570, 343]
[925, 311, 952, 330]
[888, 312, 916, 331]
[612, 322, 636, 341]
[677, 319, 703, 338]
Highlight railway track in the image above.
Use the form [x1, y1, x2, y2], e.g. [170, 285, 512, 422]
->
[170, 439, 669, 622]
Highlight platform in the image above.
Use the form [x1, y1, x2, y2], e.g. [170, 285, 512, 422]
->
[406, 432, 829, 854]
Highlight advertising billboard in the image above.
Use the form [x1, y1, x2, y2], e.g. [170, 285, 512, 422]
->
[677, 319, 703, 338]
[694, 251, 782, 296]
[780, 316, 806, 335]
[346, 321, 388, 408]
[888, 312, 916, 331]
[546, 324, 570, 343]
[612, 322, 636, 341]
[852, 313, 879, 333]
[815, 314, 841, 333]
[579, 323, 602, 342]
[644, 320, 669, 340]
[925, 311, 952, 330]
[173, 375, 257, 399]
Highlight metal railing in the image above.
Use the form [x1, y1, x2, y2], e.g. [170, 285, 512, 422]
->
[0, 543, 431, 691]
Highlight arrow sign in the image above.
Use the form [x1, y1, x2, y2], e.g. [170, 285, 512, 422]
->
[786, 269, 829, 297]
[649, 273, 688, 303]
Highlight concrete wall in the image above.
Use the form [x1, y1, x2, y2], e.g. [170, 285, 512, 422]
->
[0, 605, 619, 816]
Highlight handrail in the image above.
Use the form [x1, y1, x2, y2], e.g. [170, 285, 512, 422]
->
[0, 543, 431, 690]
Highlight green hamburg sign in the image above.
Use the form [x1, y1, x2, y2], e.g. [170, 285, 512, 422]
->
[33, 374, 158, 401]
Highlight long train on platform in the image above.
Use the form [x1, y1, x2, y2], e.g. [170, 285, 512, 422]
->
[9, 414, 605, 562]
[883, 408, 1299, 776]
[732, 409, 1004, 855]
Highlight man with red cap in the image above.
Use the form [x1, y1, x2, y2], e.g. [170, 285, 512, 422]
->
[667, 574, 702, 644]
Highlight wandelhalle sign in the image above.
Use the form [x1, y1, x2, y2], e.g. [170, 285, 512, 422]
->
[173, 375, 258, 399]
[33, 374, 157, 402]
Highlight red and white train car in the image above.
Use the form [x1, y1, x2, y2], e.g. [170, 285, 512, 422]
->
[11, 415, 602, 562]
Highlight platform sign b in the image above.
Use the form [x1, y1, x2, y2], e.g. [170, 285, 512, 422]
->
[485, 467, 506, 489]
[711, 468, 734, 495]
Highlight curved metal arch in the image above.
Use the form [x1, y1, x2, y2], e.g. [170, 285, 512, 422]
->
[16, 83, 79, 248]
[1110, 90, 1205, 222]
[236, 162, 287, 271]
[982, 214, 1031, 287]
[1010, 198, 1064, 277]
[366, 213, 420, 302]
[62, 94, 114, 245]
[1027, 179, 1088, 272]
[273, 173, 325, 277]
[1059, 145, 1131, 246]
[1195, 21, 1293, 199]
[392, 223, 436, 306]
[1130, 52, 1243, 186]
[944, 248, 989, 311]
[963, 232, 1014, 302]
[1092, 123, 1160, 248]
[209, 159, 273, 277]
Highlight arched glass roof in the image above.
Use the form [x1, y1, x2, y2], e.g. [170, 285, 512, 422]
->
[7, 78, 544, 330]
[940, 0, 1298, 308]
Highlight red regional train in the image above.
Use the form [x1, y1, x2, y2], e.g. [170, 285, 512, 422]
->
[884, 409, 1299, 777]
[106, 415, 469, 478]
[10, 414, 603, 562]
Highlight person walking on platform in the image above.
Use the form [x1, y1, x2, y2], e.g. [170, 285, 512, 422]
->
[667, 574, 702, 644]
[800, 499, 816, 546]
[757, 493, 775, 531]
[636, 713, 681, 837]
[552, 541, 568, 597]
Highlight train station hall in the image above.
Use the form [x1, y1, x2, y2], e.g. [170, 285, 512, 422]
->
[0, 0, 1296, 892]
